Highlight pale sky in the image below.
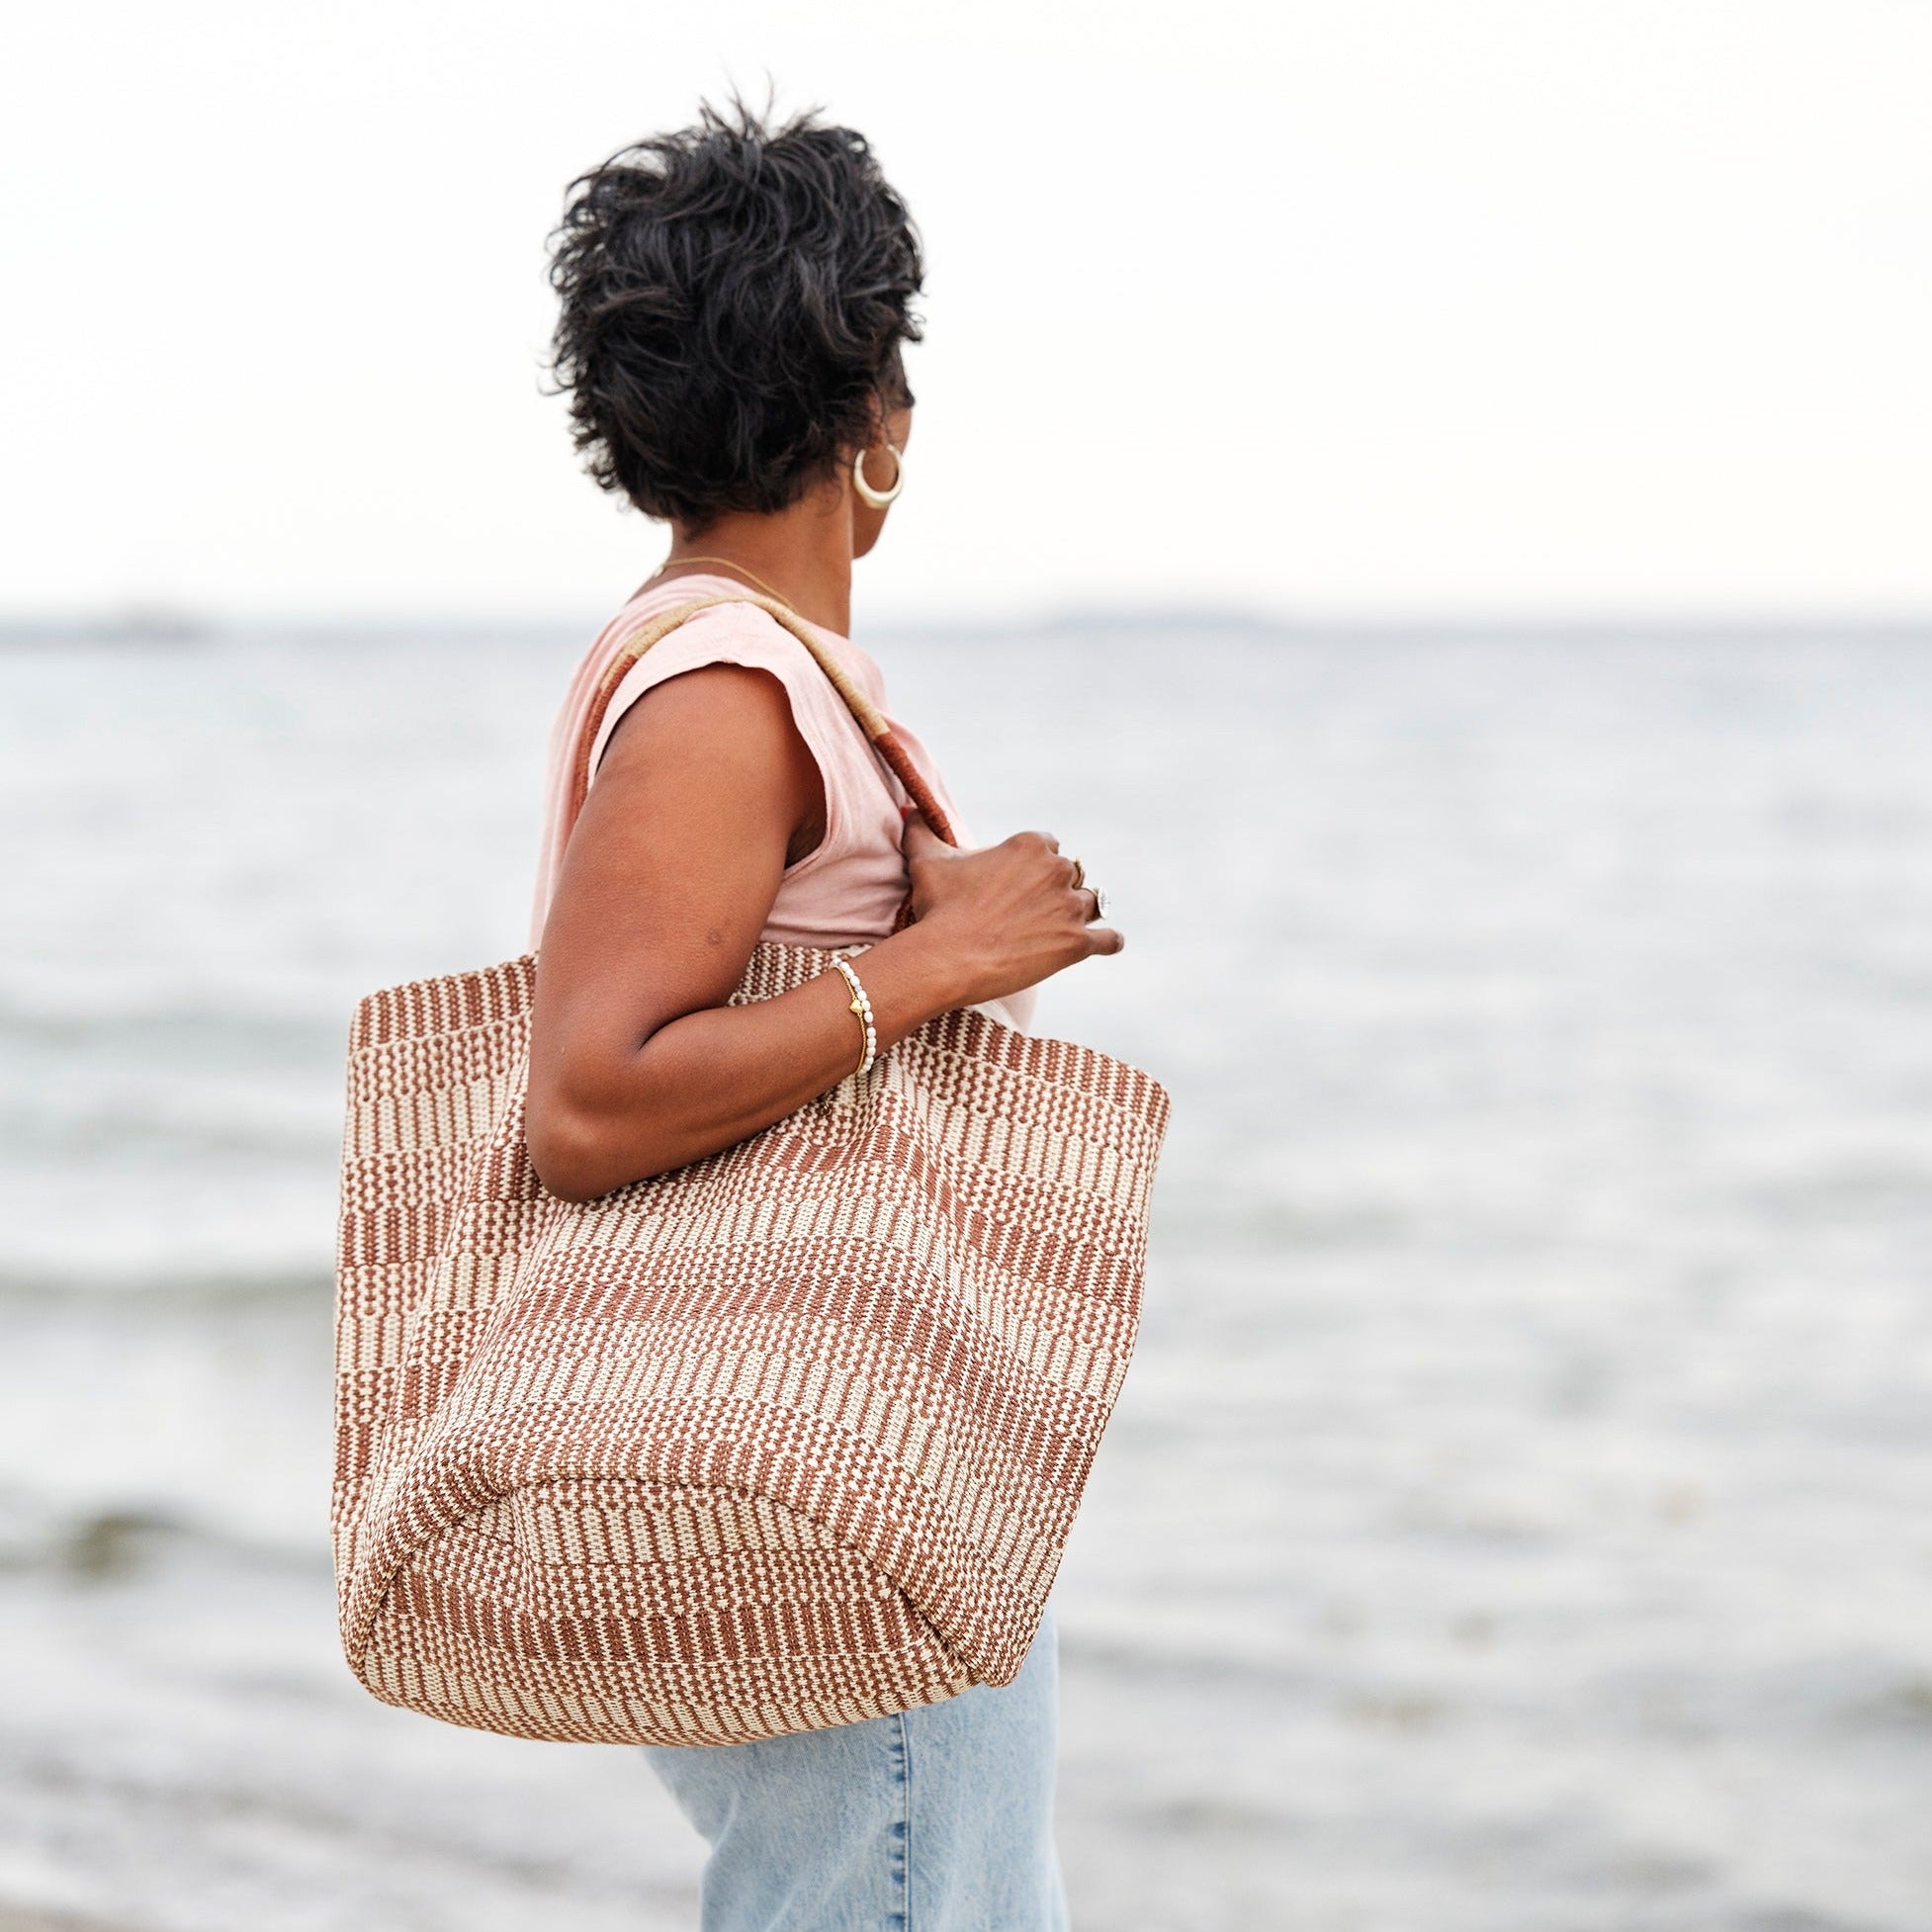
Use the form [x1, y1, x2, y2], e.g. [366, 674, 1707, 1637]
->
[3, 0, 1927, 623]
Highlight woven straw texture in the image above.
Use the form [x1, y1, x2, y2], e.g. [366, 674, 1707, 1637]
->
[333, 939, 1169, 1747]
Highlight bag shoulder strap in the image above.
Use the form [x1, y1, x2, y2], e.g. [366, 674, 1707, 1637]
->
[567, 593, 958, 846]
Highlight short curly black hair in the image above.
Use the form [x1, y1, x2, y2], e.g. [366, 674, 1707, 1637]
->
[547, 99, 923, 529]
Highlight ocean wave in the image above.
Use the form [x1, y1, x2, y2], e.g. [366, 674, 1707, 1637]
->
[0, 1263, 333, 1308]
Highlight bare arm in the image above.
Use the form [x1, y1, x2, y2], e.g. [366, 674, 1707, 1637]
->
[525, 662, 1119, 1201]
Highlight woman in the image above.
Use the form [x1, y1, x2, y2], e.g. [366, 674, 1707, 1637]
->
[527, 103, 1121, 1932]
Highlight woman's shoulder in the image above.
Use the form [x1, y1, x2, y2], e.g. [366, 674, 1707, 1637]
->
[587, 584, 869, 779]
[609, 584, 847, 691]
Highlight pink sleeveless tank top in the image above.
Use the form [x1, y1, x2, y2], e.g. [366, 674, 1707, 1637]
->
[530, 573, 1035, 1033]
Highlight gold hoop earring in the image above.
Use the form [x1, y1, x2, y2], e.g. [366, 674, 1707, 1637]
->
[852, 441, 905, 509]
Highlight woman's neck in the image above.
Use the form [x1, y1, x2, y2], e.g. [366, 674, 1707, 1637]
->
[659, 489, 857, 635]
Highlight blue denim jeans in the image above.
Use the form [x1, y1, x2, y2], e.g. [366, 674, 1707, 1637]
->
[642, 1607, 1070, 1932]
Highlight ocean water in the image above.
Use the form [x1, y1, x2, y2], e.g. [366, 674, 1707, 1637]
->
[1, 618, 1929, 1931]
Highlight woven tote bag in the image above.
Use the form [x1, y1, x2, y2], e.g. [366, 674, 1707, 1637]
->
[332, 594, 1169, 1747]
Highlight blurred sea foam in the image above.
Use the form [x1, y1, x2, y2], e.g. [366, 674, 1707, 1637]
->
[2, 617, 1930, 1931]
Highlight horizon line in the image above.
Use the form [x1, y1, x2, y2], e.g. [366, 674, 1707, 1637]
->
[4, 603, 1932, 644]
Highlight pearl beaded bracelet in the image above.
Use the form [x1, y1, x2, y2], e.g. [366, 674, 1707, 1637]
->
[828, 956, 878, 1080]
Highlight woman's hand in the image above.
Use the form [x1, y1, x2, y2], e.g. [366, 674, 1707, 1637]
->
[900, 813, 1123, 1010]
[525, 665, 1123, 1202]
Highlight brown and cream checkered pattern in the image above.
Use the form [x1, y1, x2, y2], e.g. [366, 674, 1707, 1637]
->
[333, 934, 1169, 1746]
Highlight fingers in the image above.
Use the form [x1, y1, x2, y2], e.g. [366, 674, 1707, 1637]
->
[1057, 860, 1118, 953]
[1072, 884, 1121, 954]
[901, 811, 949, 859]
[1008, 829, 1061, 856]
